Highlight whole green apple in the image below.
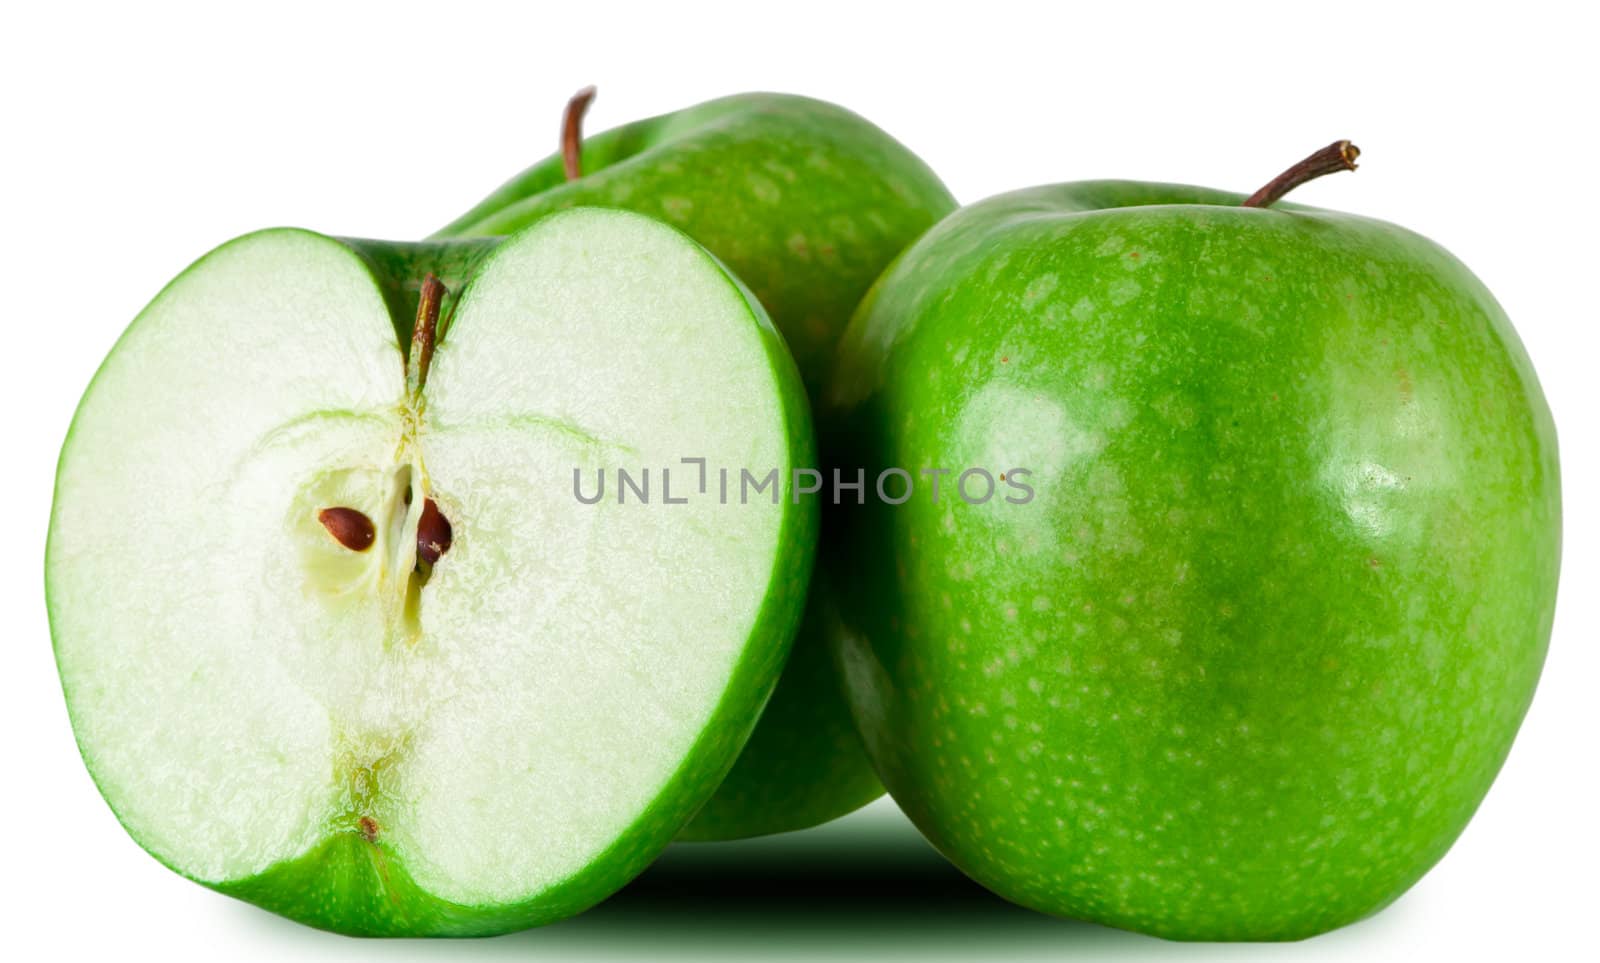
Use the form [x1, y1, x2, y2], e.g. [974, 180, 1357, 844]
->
[823, 147, 1560, 940]
[438, 89, 957, 839]
[47, 209, 816, 934]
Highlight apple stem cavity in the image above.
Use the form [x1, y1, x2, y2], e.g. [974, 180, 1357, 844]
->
[562, 85, 598, 181]
[318, 507, 376, 552]
[1241, 140, 1361, 208]
[407, 273, 446, 396]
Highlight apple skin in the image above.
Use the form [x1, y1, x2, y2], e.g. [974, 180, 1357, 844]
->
[438, 93, 955, 392]
[822, 181, 1560, 940]
[47, 222, 819, 936]
[439, 93, 956, 840]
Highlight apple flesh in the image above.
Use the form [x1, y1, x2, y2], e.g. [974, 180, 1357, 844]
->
[46, 208, 816, 935]
[824, 180, 1560, 940]
[440, 91, 957, 840]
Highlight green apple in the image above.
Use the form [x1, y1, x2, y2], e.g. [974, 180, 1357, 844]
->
[46, 208, 816, 935]
[823, 145, 1560, 940]
[438, 90, 957, 840]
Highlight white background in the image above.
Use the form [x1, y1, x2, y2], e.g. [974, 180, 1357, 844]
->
[3, 2, 1596, 959]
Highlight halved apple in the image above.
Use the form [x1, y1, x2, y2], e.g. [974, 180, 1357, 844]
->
[46, 208, 815, 935]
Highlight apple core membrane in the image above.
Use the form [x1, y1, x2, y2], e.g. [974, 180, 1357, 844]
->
[46, 209, 812, 928]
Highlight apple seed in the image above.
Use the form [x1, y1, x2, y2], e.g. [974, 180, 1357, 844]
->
[417, 498, 453, 564]
[317, 507, 376, 552]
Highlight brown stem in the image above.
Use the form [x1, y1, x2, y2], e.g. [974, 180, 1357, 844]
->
[1242, 140, 1360, 208]
[409, 273, 445, 394]
[562, 85, 598, 181]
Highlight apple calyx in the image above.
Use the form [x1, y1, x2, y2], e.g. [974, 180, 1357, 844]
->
[1241, 140, 1360, 208]
[562, 85, 598, 181]
[317, 507, 377, 552]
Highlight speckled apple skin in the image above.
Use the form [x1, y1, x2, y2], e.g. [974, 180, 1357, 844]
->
[823, 181, 1561, 940]
[437, 93, 955, 395]
[439, 93, 956, 840]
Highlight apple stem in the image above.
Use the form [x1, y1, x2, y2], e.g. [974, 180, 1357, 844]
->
[1241, 140, 1361, 208]
[408, 273, 445, 395]
[562, 85, 598, 181]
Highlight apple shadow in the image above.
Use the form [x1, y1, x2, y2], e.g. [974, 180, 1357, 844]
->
[232, 800, 1397, 959]
[497, 801, 1155, 961]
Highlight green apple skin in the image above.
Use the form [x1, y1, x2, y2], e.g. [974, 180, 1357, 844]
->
[439, 93, 956, 840]
[669, 601, 887, 839]
[438, 93, 955, 392]
[48, 220, 818, 936]
[824, 181, 1560, 940]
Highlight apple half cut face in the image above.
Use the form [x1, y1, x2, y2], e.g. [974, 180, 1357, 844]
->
[46, 209, 816, 935]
